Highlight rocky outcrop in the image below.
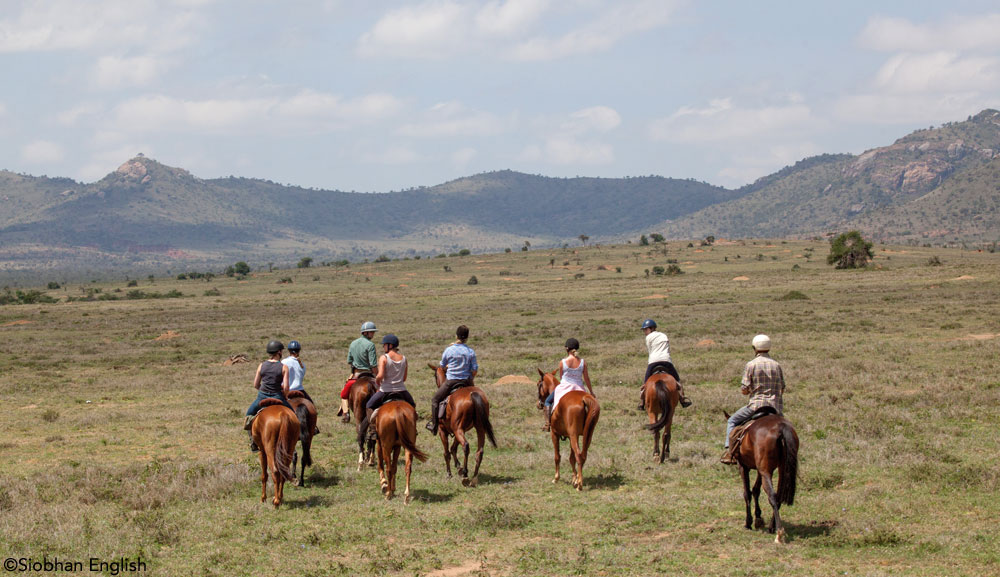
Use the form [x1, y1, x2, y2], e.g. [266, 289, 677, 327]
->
[115, 160, 148, 182]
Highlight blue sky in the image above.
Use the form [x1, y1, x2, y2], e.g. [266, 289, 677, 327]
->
[2, 0, 999, 193]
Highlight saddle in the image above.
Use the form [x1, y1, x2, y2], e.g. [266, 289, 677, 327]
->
[259, 398, 285, 408]
[728, 406, 779, 450]
[287, 390, 306, 399]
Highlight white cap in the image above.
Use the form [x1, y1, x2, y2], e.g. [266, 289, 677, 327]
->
[752, 334, 771, 351]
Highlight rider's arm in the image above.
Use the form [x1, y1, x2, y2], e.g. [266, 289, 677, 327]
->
[583, 363, 593, 395]
[375, 355, 387, 385]
[282, 364, 290, 396]
[253, 363, 263, 390]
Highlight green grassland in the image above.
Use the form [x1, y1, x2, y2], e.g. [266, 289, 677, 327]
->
[2, 239, 999, 576]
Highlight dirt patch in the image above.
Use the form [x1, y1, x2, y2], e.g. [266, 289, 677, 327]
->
[641, 294, 668, 299]
[961, 333, 999, 341]
[155, 330, 181, 341]
[223, 354, 251, 366]
[426, 561, 482, 577]
[1, 320, 33, 327]
[732, 276, 750, 281]
[954, 275, 975, 280]
[696, 339, 715, 347]
[493, 375, 534, 385]
[398, 284, 409, 288]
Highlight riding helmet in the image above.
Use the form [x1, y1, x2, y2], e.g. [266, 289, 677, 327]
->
[641, 319, 657, 330]
[381, 334, 399, 347]
[266, 340, 285, 354]
[360, 321, 377, 334]
[752, 334, 771, 351]
[564, 338, 580, 351]
[287, 340, 301, 352]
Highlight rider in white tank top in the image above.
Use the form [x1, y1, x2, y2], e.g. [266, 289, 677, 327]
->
[551, 337, 594, 412]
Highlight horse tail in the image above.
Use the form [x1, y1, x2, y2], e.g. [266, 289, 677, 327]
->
[397, 409, 429, 463]
[470, 391, 497, 448]
[294, 403, 313, 468]
[776, 421, 798, 506]
[644, 379, 673, 431]
[580, 395, 601, 462]
[273, 412, 298, 482]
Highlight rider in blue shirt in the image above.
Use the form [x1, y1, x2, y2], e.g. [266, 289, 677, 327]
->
[426, 325, 478, 435]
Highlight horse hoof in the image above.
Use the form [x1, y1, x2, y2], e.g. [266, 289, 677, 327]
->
[775, 529, 787, 544]
[754, 518, 765, 530]
[461, 477, 472, 487]
[404, 494, 412, 505]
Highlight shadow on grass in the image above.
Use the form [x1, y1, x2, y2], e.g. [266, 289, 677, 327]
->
[781, 519, 839, 542]
[284, 494, 336, 509]
[300, 471, 341, 488]
[585, 471, 626, 490]
[475, 473, 520, 485]
[409, 489, 457, 503]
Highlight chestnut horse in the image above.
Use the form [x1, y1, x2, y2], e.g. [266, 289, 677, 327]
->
[251, 399, 301, 508]
[536, 367, 558, 430]
[428, 364, 497, 487]
[725, 411, 800, 543]
[643, 371, 679, 463]
[536, 370, 600, 490]
[374, 400, 428, 503]
[349, 375, 378, 470]
[287, 391, 316, 486]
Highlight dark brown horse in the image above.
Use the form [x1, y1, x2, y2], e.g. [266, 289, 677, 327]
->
[428, 364, 497, 487]
[251, 399, 301, 508]
[349, 375, 378, 470]
[537, 370, 600, 490]
[374, 400, 428, 503]
[287, 391, 316, 486]
[643, 371, 679, 463]
[725, 411, 799, 543]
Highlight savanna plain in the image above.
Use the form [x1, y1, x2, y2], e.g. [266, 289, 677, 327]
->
[1, 240, 998, 577]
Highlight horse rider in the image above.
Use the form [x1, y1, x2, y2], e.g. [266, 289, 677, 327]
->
[244, 340, 293, 451]
[339, 321, 378, 423]
[639, 319, 692, 410]
[545, 338, 594, 427]
[283, 339, 318, 434]
[426, 325, 478, 435]
[364, 334, 417, 437]
[721, 334, 785, 464]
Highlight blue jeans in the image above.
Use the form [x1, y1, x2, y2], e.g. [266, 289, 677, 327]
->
[725, 405, 756, 448]
[367, 389, 416, 410]
[246, 390, 293, 416]
[544, 392, 554, 408]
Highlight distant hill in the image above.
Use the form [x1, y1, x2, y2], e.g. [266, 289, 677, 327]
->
[656, 109, 1000, 244]
[0, 157, 737, 275]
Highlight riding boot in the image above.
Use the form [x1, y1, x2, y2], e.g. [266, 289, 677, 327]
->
[542, 406, 551, 431]
[425, 401, 439, 434]
[365, 408, 376, 441]
[243, 414, 255, 431]
[678, 382, 692, 408]
[248, 430, 259, 452]
[637, 386, 645, 411]
[340, 398, 350, 423]
[720, 446, 736, 465]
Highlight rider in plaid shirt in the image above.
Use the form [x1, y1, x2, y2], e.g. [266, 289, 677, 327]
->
[722, 334, 785, 464]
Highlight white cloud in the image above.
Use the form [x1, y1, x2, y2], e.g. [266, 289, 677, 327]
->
[398, 101, 507, 137]
[859, 14, 1000, 53]
[562, 106, 621, 134]
[475, 0, 550, 37]
[21, 140, 65, 164]
[358, 1, 472, 59]
[93, 55, 170, 89]
[873, 52, 998, 94]
[0, 0, 207, 54]
[451, 147, 477, 167]
[649, 98, 815, 143]
[521, 136, 614, 165]
[56, 103, 102, 126]
[364, 146, 421, 165]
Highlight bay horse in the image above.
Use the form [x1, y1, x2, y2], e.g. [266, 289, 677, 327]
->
[725, 411, 799, 543]
[536, 367, 558, 430]
[428, 364, 497, 487]
[349, 375, 378, 470]
[251, 399, 300, 508]
[287, 391, 316, 486]
[643, 371, 679, 463]
[374, 400, 428, 503]
[537, 370, 600, 490]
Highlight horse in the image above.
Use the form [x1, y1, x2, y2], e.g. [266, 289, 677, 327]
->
[428, 364, 497, 487]
[537, 370, 600, 490]
[251, 399, 301, 508]
[724, 410, 800, 543]
[643, 371, 679, 463]
[374, 400, 428, 503]
[536, 367, 558, 430]
[348, 375, 378, 470]
[286, 391, 316, 486]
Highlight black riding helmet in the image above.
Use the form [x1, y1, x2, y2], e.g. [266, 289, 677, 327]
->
[266, 340, 284, 354]
[382, 334, 399, 347]
[565, 338, 580, 350]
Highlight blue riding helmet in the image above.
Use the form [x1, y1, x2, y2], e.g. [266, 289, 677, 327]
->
[641, 319, 657, 330]
[381, 334, 399, 347]
[287, 340, 301, 352]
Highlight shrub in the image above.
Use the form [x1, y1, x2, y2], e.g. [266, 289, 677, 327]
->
[458, 249, 471, 256]
[574, 273, 585, 279]
[651, 266, 665, 276]
[127, 280, 139, 287]
[777, 290, 809, 301]
[203, 288, 222, 297]
[827, 230, 873, 269]
[467, 275, 478, 285]
[47, 281, 61, 289]
[375, 255, 390, 263]
[927, 256, 943, 266]
[666, 264, 683, 275]
[297, 257, 313, 268]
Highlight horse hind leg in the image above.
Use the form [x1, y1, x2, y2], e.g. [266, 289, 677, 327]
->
[464, 428, 486, 488]
[440, 432, 453, 478]
[259, 451, 269, 504]
[551, 431, 561, 484]
[569, 435, 584, 491]
[387, 446, 401, 500]
[273, 474, 284, 509]
[760, 472, 784, 541]
[404, 450, 414, 505]
[661, 431, 671, 463]
[753, 472, 766, 530]
[740, 465, 753, 529]
[455, 427, 470, 480]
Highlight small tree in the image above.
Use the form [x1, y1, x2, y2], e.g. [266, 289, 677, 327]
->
[827, 230, 874, 269]
[578, 234, 589, 246]
[650, 233, 664, 243]
[233, 261, 251, 276]
[639, 234, 649, 246]
[297, 257, 313, 268]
